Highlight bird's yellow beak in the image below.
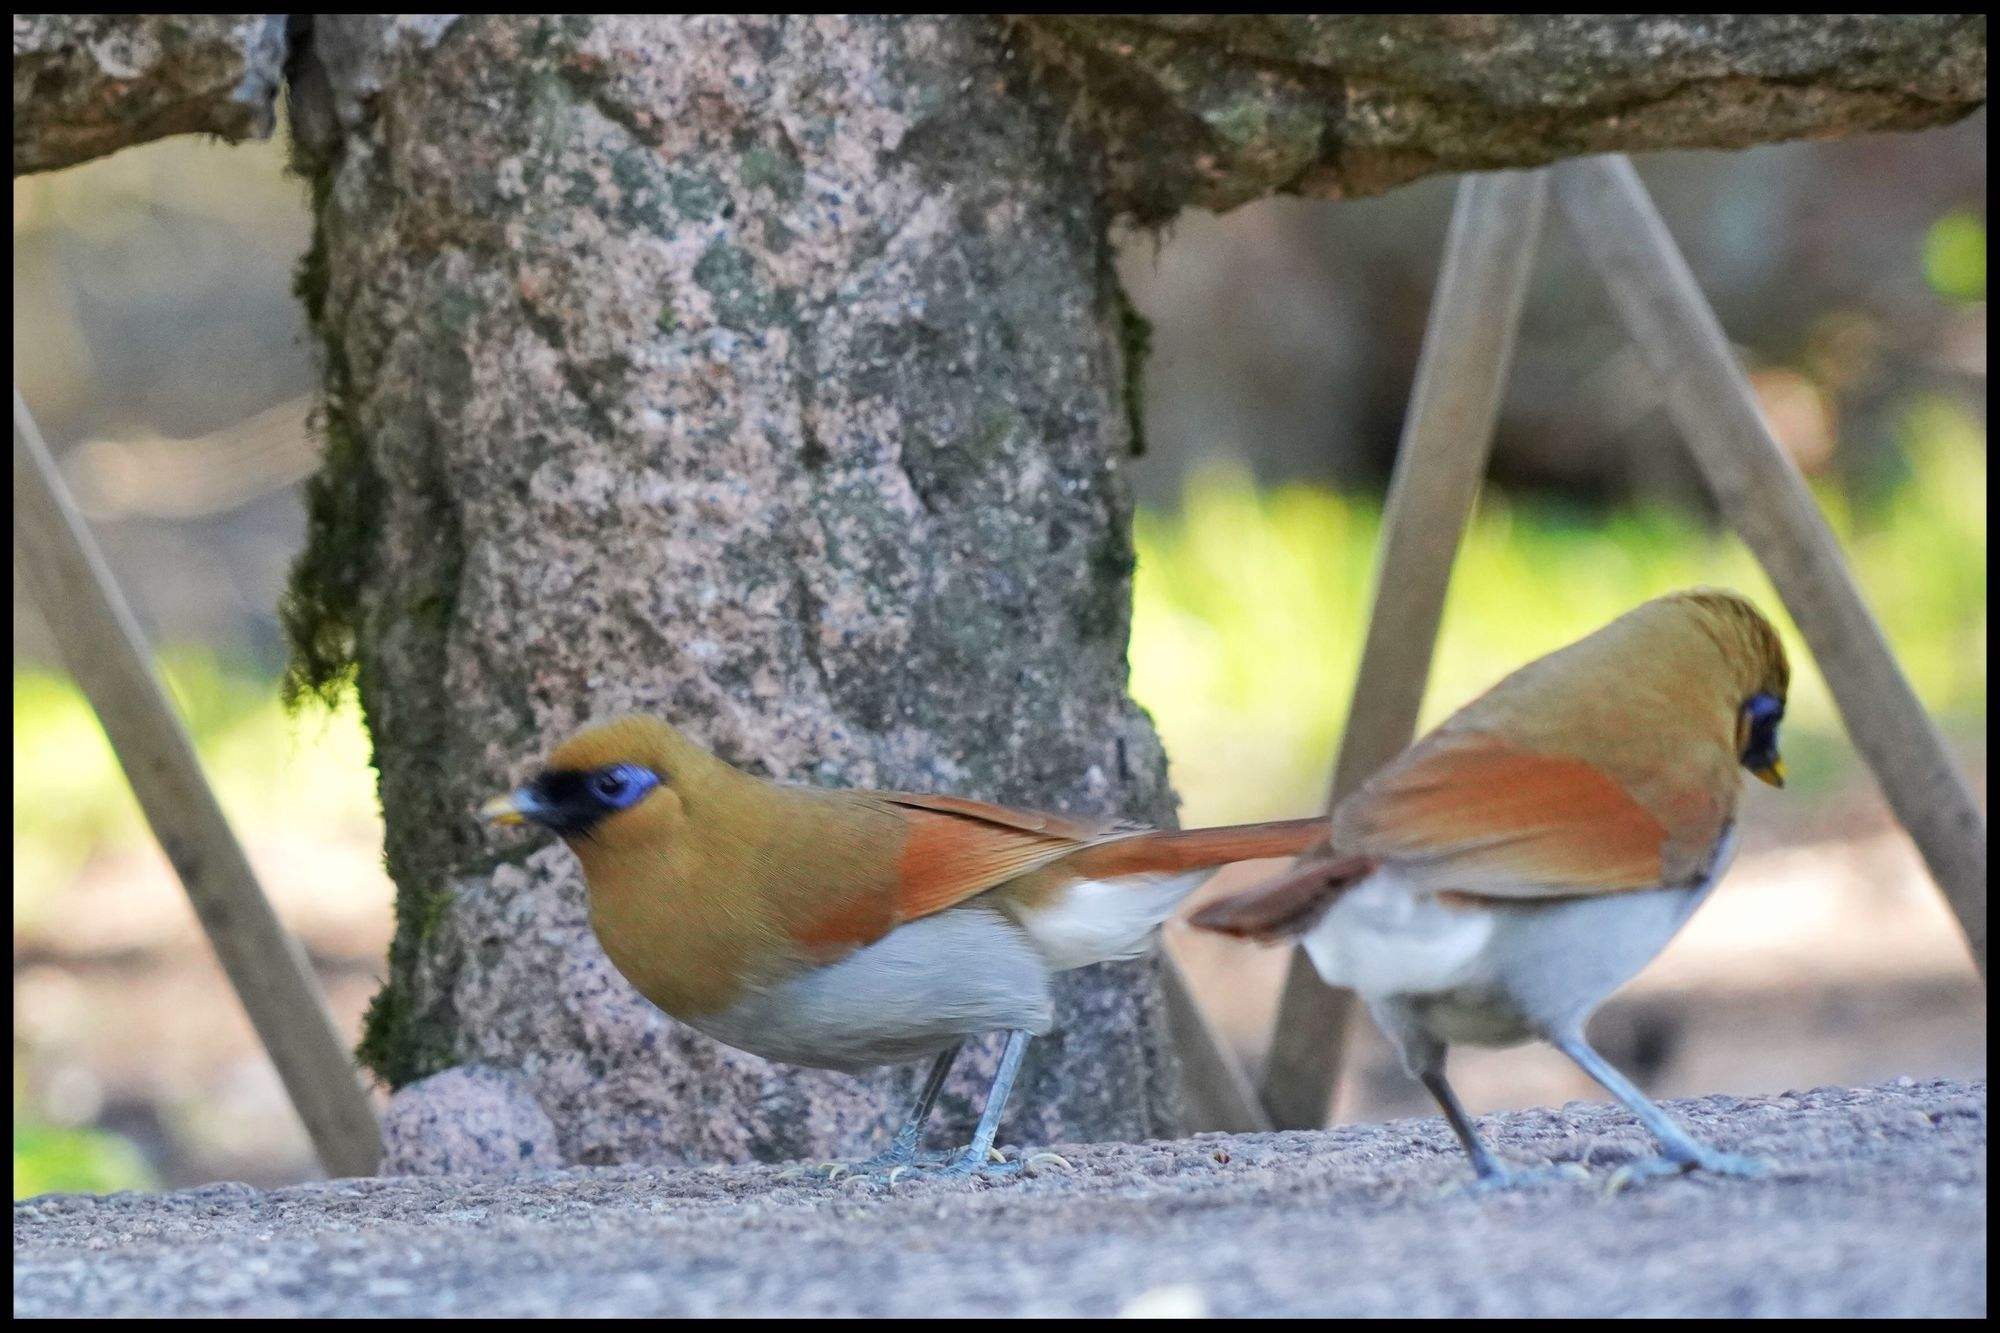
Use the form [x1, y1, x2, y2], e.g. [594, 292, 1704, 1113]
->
[479, 791, 529, 826]
[1751, 758, 1786, 788]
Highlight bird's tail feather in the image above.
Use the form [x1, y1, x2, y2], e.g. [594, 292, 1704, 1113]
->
[1067, 818, 1329, 880]
[1186, 853, 1375, 942]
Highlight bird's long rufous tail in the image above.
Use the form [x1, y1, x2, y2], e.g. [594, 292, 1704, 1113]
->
[1065, 818, 1330, 880]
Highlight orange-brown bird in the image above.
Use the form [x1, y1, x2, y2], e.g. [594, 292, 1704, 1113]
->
[1191, 588, 1789, 1190]
[480, 718, 1323, 1178]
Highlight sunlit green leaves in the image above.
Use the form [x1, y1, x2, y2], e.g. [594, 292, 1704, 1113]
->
[1132, 400, 1986, 823]
[1923, 209, 1986, 304]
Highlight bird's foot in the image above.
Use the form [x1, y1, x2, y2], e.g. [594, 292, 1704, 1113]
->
[1604, 1150, 1770, 1195]
[1454, 1161, 1590, 1196]
[932, 1146, 1073, 1183]
[783, 1143, 1072, 1187]
[778, 1144, 957, 1185]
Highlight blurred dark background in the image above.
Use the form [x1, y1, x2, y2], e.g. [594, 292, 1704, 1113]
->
[13, 110, 1985, 1194]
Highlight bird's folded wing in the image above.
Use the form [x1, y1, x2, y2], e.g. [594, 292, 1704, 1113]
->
[1336, 732, 1668, 897]
[872, 792, 1113, 923]
[876, 790, 1122, 841]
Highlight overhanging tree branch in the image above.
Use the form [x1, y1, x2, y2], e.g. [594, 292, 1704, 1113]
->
[12, 13, 287, 175]
[1015, 14, 1985, 220]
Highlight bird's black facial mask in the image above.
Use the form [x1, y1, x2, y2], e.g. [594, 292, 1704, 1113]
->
[519, 764, 663, 837]
[1738, 692, 1785, 787]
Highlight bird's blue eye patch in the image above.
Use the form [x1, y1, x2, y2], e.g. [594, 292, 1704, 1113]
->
[525, 764, 662, 836]
[587, 763, 661, 811]
[1739, 691, 1784, 770]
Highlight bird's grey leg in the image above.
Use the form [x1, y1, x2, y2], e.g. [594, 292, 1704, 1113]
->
[803, 1044, 961, 1180]
[862, 1042, 963, 1170]
[1549, 1028, 1767, 1185]
[1417, 1067, 1515, 1186]
[1415, 1056, 1582, 1191]
[1388, 1011, 1581, 1193]
[938, 1029, 1041, 1179]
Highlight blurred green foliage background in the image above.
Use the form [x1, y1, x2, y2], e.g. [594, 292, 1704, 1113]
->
[1134, 393, 1986, 824]
[12, 109, 1986, 1197]
[14, 392, 1984, 1196]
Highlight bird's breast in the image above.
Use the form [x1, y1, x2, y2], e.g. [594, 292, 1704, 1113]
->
[1478, 826, 1737, 1025]
[586, 872, 772, 1021]
[676, 906, 1056, 1073]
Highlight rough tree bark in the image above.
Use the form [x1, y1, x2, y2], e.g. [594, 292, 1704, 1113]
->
[14, 13, 1983, 1172]
[1017, 15, 1986, 219]
[284, 14, 1186, 1169]
[12, 13, 286, 174]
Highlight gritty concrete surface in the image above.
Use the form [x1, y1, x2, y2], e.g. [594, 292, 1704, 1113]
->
[14, 1078, 1984, 1318]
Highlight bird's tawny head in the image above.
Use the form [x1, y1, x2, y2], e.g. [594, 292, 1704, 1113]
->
[478, 715, 739, 846]
[1659, 587, 1792, 787]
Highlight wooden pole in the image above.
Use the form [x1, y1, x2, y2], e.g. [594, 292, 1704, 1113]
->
[1553, 155, 1987, 976]
[14, 389, 383, 1177]
[1162, 952, 1272, 1133]
[1258, 170, 1551, 1129]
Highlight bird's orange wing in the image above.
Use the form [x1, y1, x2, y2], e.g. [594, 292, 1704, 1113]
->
[1336, 732, 1669, 897]
[875, 792, 1117, 923]
[877, 791, 1118, 842]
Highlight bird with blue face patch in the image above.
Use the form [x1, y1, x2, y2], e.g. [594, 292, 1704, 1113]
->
[1192, 587, 1790, 1190]
[480, 717, 1324, 1179]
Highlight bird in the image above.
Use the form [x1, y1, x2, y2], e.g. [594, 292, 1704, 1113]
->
[479, 716, 1324, 1179]
[1190, 587, 1790, 1190]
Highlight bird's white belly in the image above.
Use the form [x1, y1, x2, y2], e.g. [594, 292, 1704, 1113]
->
[1013, 871, 1212, 972]
[685, 907, 1055, 1074]
[1301, 868, 1499, 998]
[1302, 827, 1736, 1046]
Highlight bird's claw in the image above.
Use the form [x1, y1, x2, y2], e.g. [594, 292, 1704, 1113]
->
[934, 1148, 1027, 1182]
[926, 1144, 1068, 1181]
[789, 1142, 1063, 1187]
[1456, 1161, 1588, 1196]
[1605, 1150, 1769, 1195]
[782, 1158, 873, 1184]
[790, 1145, 954, 1187]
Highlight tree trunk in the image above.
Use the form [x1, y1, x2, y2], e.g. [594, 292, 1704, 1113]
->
[284, 14, 1183, 1168]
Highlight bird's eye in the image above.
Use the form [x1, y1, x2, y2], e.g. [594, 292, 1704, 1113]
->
[1738, 692, 1786, 783]
[585, 764, 659, 812]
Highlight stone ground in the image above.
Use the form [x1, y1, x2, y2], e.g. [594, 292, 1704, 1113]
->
[13, 1078, 1985, 1318]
